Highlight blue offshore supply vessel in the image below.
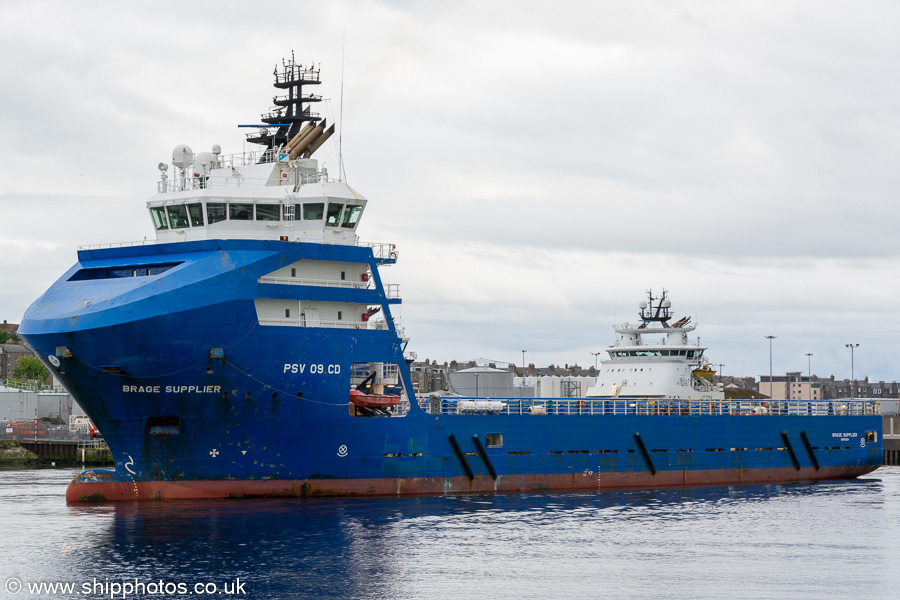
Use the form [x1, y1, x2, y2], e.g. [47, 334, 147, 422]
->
[19, 56, 882, 502]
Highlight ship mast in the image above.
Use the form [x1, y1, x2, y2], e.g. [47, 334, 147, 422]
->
[246, 51, 324, 149]
[638, 289, 672, 328]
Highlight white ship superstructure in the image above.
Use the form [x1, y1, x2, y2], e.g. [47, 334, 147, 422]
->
[586, 290, 724, 400]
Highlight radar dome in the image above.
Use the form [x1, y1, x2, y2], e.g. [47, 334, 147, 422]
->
[639, 301, 647, 309]
[662, 299, 671, 308]
[172, 144, 194, 169]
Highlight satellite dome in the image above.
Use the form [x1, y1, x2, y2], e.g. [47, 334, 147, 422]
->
[194, 152, 214, 177]
[172, 144, 194, 169]
[639, 301, 647, 309]
[662, 299, 671, 308]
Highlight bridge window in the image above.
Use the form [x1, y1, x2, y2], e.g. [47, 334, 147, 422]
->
[325, 203, 344, 226]
[187, 203, 204, 226]
[284, 203, 301, 220]
[256, 204, 281, 221]
[229, 203, 253, 221]
[341, 205, 363, 229]
[207, 202, 226, 224]
[303, 203, 324, 220]
[167, 205, 190, 229]
[150, 207, 169, 231]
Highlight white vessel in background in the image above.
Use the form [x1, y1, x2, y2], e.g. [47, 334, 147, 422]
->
[586, 290, 724, 400]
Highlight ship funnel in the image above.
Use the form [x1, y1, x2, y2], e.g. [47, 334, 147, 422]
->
[303, 124, 335, 158]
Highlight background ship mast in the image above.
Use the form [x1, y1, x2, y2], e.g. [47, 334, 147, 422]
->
[638, 289, 673, 328]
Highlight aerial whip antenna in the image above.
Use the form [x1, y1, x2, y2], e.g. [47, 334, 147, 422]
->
[339, 30, 346, 182]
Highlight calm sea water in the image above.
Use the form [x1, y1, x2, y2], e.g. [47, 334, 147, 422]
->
[0, 468, 897, 600]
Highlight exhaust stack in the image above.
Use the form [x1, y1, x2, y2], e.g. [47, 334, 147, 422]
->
[284, 122, 315, 152]
[304, 124, 335, 158]
[289, 120, 326, 159]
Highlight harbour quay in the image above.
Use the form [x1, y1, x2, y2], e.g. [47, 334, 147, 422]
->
[885, 416, 900, 465]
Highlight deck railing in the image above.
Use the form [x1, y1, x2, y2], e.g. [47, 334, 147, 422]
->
[257, 317, 389, 330]
[258, 276, 369, 289]
[423, 397, 880, 417]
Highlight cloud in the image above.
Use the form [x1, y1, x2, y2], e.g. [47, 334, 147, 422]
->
[2, 0, 899, 382]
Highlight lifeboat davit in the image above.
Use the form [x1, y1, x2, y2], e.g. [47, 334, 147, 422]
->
[349, 388, 401, 409]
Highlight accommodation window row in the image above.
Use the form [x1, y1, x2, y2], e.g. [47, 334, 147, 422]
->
[150, 201, 363, 231]
[609, 350, 701, 358]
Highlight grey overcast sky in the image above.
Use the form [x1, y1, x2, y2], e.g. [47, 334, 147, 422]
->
[1, 1, 899, 384]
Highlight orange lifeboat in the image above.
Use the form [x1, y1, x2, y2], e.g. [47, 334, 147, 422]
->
[349, 388, 401, 409]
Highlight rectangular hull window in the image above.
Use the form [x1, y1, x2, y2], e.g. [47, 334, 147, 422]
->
[167, 205, 190, 228]
[486, 434, 503, 448]
[304, 203, 324, 220]
[150, 207, 169, 230]
[284, 203, 301, 220]
[229, 203, 253, 220]
[341, 205, 363, 229]
[257, 204, 281, 221]
[68, 262, 183, 281]
[326, 203, 343, 226]
[187, 203, 204, 226]
[207, 202, 226, 224]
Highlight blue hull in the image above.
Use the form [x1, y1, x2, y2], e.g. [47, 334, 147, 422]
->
[19, 240, 883, 501]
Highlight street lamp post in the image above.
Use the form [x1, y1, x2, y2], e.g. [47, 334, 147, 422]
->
[718, 363, 725, 384]
[765, 336, 776, 399]
[521, 350, 527, 374]
[805, 353, 813, 401]
[591, 351, 602, 369]
[845, 344, 859, 400]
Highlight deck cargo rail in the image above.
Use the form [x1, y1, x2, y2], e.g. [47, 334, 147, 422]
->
[427, 397, 880, 417]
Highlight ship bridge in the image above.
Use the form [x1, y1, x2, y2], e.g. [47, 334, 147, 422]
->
[147, 149, 368, 246]
[147, 52, 362, 247]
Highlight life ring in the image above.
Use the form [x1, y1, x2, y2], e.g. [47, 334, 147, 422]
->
[389, 251, 398, 259]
